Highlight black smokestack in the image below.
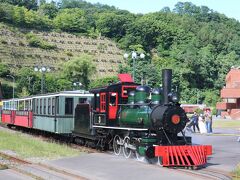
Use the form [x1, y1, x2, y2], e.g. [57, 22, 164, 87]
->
[162, 69, 172, 104]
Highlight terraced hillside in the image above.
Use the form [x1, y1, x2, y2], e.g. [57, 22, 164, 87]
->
[0, 23, 124, 78]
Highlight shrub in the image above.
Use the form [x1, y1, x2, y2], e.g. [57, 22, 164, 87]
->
[26, 32, 57, 50]
[18, 40, 25, 46]
[65, 51, 73, 56]
[0, 39, 7, 44]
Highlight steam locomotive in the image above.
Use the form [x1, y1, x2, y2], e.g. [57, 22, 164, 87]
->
[1, 69, 212, 168]
[73, 69, 212, 167]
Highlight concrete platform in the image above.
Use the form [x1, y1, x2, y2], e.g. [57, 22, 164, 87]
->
[191, 132, 240, 172]
[46, 153, 197, 180]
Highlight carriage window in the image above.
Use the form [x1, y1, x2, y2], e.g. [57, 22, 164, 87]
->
[52, 98, 55, 115]
[36, 99, 39, 113]
[40, 99, 42, 114]
[65, 98, 73, 115]
[48, 98, 51, 115]
[25, 100, 29, 110]
[43, 98, 47, 114]
[32, 100, 35, 112]
[56, 97, 59, 114]
[43, 98, 46, 114]
[30, 99, 33, 110]
[19, 101, 24, 110]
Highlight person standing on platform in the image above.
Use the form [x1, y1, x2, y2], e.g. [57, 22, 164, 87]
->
[192, 111, 200, 133]
[205, 109, 212, 133]
[198, 114, 207, 134]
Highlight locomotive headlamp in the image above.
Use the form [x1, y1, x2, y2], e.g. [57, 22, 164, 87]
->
[168, 92, 179, 103]
[171, 114, 180, 124]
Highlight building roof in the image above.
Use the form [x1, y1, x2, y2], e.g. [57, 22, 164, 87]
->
[225, 68, 240, 88]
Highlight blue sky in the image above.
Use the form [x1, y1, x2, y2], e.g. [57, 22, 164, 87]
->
[84, 0, 240, 21]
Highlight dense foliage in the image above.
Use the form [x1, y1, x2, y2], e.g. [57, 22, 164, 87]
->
[62, 54, 96, 89]
[1, 0, 240, 106]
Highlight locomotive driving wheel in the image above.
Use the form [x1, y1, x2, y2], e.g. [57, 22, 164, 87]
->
[123, 136, 132, 158]
[113, 135, 122, 155]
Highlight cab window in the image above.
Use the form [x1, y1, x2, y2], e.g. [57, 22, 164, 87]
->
[109, 93, 117, 106]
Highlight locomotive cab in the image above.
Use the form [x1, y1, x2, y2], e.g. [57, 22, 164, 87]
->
[90, 74, 139, 127]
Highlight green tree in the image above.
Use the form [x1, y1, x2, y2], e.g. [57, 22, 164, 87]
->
[95, 12, 131, 40]
[89, 76, 118, 89]
[0, 64, 10, 77]
[62, 54, 96, 89]
[38, 2, 58, 19]
[12, 6, 26, 26]
[18, 87, 30, 97]
[0, 0, 38, 10]
[54, 8, 89, 33]
[16, 67, 37, 95]
[203, 90, 220, 107]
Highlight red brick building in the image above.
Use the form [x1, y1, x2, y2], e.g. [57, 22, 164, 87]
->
[216, 68, 240, 119]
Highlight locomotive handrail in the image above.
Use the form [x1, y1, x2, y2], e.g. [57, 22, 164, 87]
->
[118, 103, 151, 106]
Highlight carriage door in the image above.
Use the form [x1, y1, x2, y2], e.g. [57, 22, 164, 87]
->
[108, 92, 118, 120]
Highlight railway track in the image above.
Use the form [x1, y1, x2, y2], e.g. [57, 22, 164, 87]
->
[175, 167, 233, 180]
[0, 152, 87, 180]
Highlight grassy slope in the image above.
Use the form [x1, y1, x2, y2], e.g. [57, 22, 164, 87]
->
[0, 130, 81, 159]
[0, 22, 123, 78]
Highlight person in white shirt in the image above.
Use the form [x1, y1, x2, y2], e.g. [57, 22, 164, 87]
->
[198, 114, 207, 134]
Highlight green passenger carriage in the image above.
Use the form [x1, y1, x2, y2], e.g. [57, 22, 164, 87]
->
[32, 90, 93, 134]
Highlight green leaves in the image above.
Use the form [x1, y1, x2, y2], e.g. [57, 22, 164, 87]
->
[95, 12, 130, 40]
[54, 8, 89, 33]
[62, 54, 96, 89]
